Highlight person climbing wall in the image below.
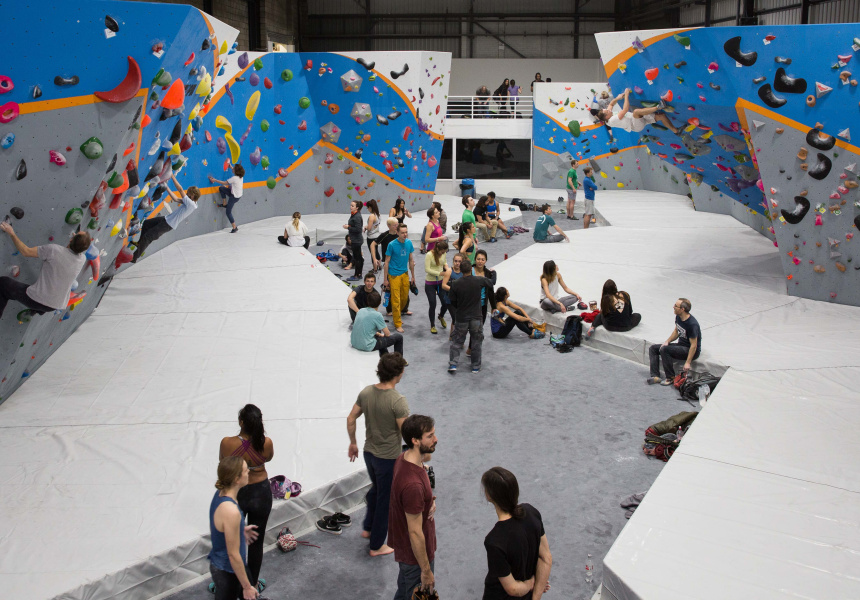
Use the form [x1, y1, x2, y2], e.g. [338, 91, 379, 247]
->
[209, 164, 245, 233]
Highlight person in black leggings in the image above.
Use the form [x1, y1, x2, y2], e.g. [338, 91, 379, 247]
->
[219, 405, 274, 591]
[344, 200, 364, 281]
[424, 239, 449, 334]
[586, 279, 642, 339]
[491, 287, 543, 339]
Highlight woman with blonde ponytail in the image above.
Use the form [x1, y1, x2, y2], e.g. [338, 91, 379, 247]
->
[209, 456, 259, 600]
[279, 211, 310, 248]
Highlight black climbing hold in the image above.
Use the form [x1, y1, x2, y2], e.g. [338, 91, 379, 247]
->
[710, 185, 720, 192]
[786, 176, 792, 180]
[105, 154, 117, 173]
[794, 233, 800, 238]
[15, 159, 26, 180]
[145, 152, 165, 182]
[129, 105, 142, 130]
[774, 56, 791, 65]
[10, 207, 24, 219]
[753, 76, 766, 84]
[354, 148, 363, 159]
[709, 82, 721, 90]
[805, 128, 835, 151]
[151, 183, 167, 201]
[184, 83, 195, 96]
[127, 165, 139, 188]
[160, 107, 182, 121]
[356, 57, 375, 71]
[189, 68, 197, 77]
[54, 75, 80, 87]
[235, 77, 246, 83]
[758, 84, 786, 108]
[376, 115, 389, 125]
[674, 61, 687, 68]
[390, 64, 409, 80]
[781, 196, 809, 224]
[773, 68, 807, 94]
[32, 84, 42, 99]
[387, 111, 402, 121]
[779, 169, 785, 173]
[610, 147, 619, 153]
[723, 36, 757, 67]
[419, 88, 424, 100]
[808, 153, 832, 180]
[202, 39, 210, 51]
[105, 15, 119, 32]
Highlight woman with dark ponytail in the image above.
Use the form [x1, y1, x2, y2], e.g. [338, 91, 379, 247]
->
[481, 467, 553, 599]
[219, 405, 274, 593]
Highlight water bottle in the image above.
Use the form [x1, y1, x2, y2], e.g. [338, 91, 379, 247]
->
[677, 426, 684, 440]
[698, 384, 710, 403]
[383, 290, 390, 308]
[585, 554, 594, 585]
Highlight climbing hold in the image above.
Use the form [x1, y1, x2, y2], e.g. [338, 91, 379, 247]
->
[13, 159, 26, 180]
[674, 61, 687, 69]
[253, 57, 263, 71]
[709, 82, 721, 90]
[329, 103, 340, 114]
[299, 97, 310, 109]
[773, 68, 807, 94]
[660, 90, 673, 103]
[724, 36, 758, 66]
[160, 79, 185, 110]
[752, 76, 766, 84]
[281, 69, 293, 82]
[54, 75, 80, 87]
[388, 111, 402, 121]
[815, 82, 832, 97]
[0, 76, 13, 95]
[32, 84, 41, 99]
[673, 34, 691, 49]
[806, 128, 835, 151]
[707, 62, 719, 73]
[179, 133, 192, 152]
[806, 95, 816, 107]
[319, 122, 341, 144]
[568, 120, 580, 137]
[377, 114, 389, 125]
[324, 186, 335, 197]
[781, 196, 810, 224]
[1, 132, 14, 148]
[752, 120, 765, 130]
[0, 101, 20, 124]
[809, 153, 832, 180]
[195, 73, 212, 97]
[9, 206, 24, 219]
[644, 68, 659, 84]
[840, 71, 852, 84]
[814, 265, 826, 273]
[107, 171, 124, 188]
[260, 119, 269, 132]
[298, 120, 307, 131]
[104, 14, 119, 35]
[184, 52, 195, 67]
[356, 57, 375, 71]
[390, 64, 409, 79]
[238, 53, 249, 69]
[152, 68, 172, 87]
[249, 73, 260, 86]
[263, 77, 273, 89]
[216, 115, 232, 134]
[225, 133, 240, 163]
[838, 128, 851, 141]
[776, 128, 784, 134]
[80, 137, 104, 159]
[758, 84, 786, 108]
[774, 56, 792, 65]
[246, 91, 261, 120]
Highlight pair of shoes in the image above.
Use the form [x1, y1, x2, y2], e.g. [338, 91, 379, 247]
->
[646, 376, 662, 385]
[256, 579, 267, 593]
[660, 378, 674, 386]
[505, 232, 512, 239]
[316, 512, 350, 535]
[621, 492, 646, 508]
[438, 316, 447, 329]
[571, 215, 580, 220]
[230, 227, 238, 233]
[489, 237, 497, 243]
[532, 330, 545, 339]
[430, 326, 438, 334]
[471, 366, 480, 374]
[448, 364, 457, 374]
[466, 347, 471, 356]
[346, 275, 362, 281]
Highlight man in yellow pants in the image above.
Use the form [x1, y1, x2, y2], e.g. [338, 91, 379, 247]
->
[383, 223, 416, 333]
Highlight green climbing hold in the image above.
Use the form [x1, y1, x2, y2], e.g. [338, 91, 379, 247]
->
[254, 58, 264, 70]
[16, 309, 36, 323]
[260, 119, 269, 132]
[107, 171, 124, 188]
[673, 34, 691, 48]
[87, 217, 98, 229]
[65, 207, 83, 225]
[567, 120, 581, 137]
[266, 176, 276, 189]
[671, 175, 679, 184]
[299, 97, 310, 109]
[281, 69, 293, 82]
[152, 68, 172, 87]
[80, 136, 104, 159]
[261, 156, 270, 168]
[149, 91, 158, 101]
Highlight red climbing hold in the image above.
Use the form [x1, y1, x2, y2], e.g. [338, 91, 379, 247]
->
[274, 104, 282, 114]
[264, 77, 273, 89]
[141, 114, 152, 128]
[0, 101, 20, 123]
[298, 120, 307, 131]
[114, 247, 133, 269]
[184, 52, 195, 66]
[160, 79, 185, 110]
[305, 59, 313, 70]
[179, 133, 192, 152]
[324, 186, 335, 197]
[661, 90, 673, 102]
[205, 130, 212, 142]
[123, 142, 135, 156]
[94, 57, 142, 103]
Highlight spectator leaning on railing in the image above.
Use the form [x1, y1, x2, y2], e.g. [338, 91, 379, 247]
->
[475, 86, 490, 118]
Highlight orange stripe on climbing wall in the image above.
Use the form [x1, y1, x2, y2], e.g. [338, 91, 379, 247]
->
[533, 143, 646, 167]
[735, 98, 860, 156]
[603, 29, 700, 79]
[197, 10, 219, 77]
[334, 53, 445, 142]
[535, 108, 604, 135]
[18, 88, 149, 115]
[319, 140, 434, 196]
[192, 146, 317, 196]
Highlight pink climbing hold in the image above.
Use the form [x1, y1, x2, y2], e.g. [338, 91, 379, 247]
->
[324, 153, 334, 164]
[792, 257, 801, 265]
[815, 214, 823, 226]
[114, 247, 133, 269]
[49, 150, 66, 166]
[298, 120, 307, 131]
[707, 62, 719, 73]
[428, 156, 437, 168]
[0, 75, 14, 94]
[0, 101, 20, 123]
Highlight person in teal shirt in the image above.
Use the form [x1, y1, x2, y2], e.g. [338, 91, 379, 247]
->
[351, 291, 404, 356]
[565, 160, 579, 220]
[533, 204, 569, 243]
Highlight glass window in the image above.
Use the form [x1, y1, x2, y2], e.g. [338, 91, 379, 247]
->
[437, 139, 453, 180]
[455, 139, 531, 180]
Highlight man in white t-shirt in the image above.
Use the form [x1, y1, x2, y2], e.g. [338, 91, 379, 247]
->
[0, 222, 90, 319]
[132, 175, 199, 262]
[598, 89, 680, 134]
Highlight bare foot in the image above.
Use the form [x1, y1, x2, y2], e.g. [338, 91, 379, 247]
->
[405, 311, 413, 316]
[361, 530, 371, 539]
[369, 544, 395, 557]
[396, 327, 405, 333]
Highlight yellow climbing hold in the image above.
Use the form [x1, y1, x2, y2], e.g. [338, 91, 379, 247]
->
[600, 172, 608, 178]
[216, 115, 232, 134]
[220, 40, 228, 55]
[189, 103, 201, 120]
[614, 166, 621, 171]
[246, 91, 261, 120]
[617, 182, 625, 188]
[185, 122, 193, 135]
[195, 74, 212, 97]
[167, 143, 181, 156]
[110, 220, 123, 237]
[225, 132, 240, 163]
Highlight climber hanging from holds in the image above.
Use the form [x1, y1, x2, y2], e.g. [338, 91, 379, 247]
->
[598, 89, 680, 134]
[132, 175, 199, 263]
[0, 222, 90, 319]
[209, 164, 244, 233]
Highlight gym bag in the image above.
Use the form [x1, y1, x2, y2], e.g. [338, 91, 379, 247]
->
[679, 371, 720, 404]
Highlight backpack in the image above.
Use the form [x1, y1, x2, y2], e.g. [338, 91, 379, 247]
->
[561, 315, 583, 347]
[678, 372, 720, 404]
[643, 411, 698, 462]
[510, 198, 526, 210]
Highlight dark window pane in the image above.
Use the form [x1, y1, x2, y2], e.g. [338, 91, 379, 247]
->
[438, 139, 453, 180]
[455, 139, 531, 180]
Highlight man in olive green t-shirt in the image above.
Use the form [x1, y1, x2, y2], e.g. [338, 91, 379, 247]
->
[566, 160, 579, 221]
[346, 352, 410, 556]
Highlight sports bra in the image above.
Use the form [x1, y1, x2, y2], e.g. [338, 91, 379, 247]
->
[230, 436, 267, 471]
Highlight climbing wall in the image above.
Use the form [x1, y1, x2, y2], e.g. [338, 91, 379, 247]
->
[0, 1, 450, 403]
[595, 25, 860, 306]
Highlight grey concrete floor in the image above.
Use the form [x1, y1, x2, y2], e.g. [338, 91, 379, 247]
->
[168, 205, 690, 600]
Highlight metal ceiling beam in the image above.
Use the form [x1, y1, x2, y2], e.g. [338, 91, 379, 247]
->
[472, 21, 526, 58]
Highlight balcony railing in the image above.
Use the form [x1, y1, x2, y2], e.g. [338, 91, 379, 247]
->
[446, 95, 534, 120]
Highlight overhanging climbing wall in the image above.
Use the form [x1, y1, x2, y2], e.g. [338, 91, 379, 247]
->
[595, 25, 860, 306]
[0, 0, 450, 404]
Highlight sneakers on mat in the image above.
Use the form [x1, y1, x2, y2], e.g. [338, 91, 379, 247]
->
[346, 275, 362, 282]
[646, 376, 662, 385]
[330, 512, 352, 527]
[430, 326, 438, 334]
[448, 364, 457, 374]
[438, 316, 447, 329]
[532, 330, 545, 340]
[316, 516, 342, 535]
[471, 366, 481, 374]
[659, 378, 674, 386]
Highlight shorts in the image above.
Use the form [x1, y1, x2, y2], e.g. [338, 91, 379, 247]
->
[584, 199, 595, 215]
[566, 189, 577, 201]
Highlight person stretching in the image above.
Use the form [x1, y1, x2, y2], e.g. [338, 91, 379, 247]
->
[384, 224, 416, 333]
[348, 272, 378, 323]
[598, 88, 680, 134]
[539, 260, 581, 314]
[346, 353, 410, 557]
[209, 163, 245, 233]
[647, 298, 701, 386]
[208, 457, 259, 600]
[586, 279, 641, 339]
[279, 211, 310, 248]
[533, 204, 569, 243]
[219, 405, 273, 592]
[491, 287, 543, 340]
[448, 258, 494, 374]
[0, 223, 90, 319]
[424, 239, 449, 334]
[351, 290, 405, 356]
[133, 175, 199, 262]
[343, 200, 364, 282]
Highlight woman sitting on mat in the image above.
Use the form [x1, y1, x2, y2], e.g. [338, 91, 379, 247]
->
[539, 260, 581, 314]
[492, 287, 543, 339]
[586, 279, 641, 338]
[279, 211, 310, 248]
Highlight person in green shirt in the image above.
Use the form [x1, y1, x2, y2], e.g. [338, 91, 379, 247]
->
[533, 204, 569, 243]
[462, 196, 493, 242]
[566, 160, 579, 221]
